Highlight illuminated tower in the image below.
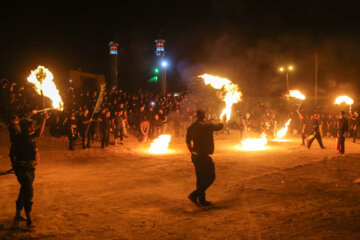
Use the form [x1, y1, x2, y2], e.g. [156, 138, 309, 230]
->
[109, 41, 119, 88]
[155, 39, 166, 95]
[155, 39, 165, 57]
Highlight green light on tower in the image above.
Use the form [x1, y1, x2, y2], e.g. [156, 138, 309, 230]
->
[148, 76, 158, 83]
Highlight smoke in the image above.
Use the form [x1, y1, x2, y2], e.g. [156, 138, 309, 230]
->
[176, 30, 360, 102]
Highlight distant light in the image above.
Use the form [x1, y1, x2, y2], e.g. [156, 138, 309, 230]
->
[288, 66, 293, 70]
[279, 67, 284, 72]
[162, 61, 168, 67]
[154, 68, 159, 74]
[69, 79, 72, 83]
[150, 101, 155, 106]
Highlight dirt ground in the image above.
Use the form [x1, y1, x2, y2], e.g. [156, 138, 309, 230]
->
[1, 127, 360, 240]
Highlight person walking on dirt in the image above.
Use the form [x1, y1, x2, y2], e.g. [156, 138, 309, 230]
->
[7, 115, 21, 172]
[352, 111, 360, 143]
[337, 111, 349, 155]
[13, 112, 47, 228]
[186, 110, 223, 206]
[306, 113, 326, 149]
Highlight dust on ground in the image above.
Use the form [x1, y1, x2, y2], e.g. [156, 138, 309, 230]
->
[1, 128, 360, 240]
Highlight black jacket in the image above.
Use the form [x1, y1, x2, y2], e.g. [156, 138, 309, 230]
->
[186, 120, 223, 155]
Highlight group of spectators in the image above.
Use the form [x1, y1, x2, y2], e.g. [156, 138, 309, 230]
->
[0, 79, 197, 150]
[296, 111, 360, 141]
[1, 78, 359, 151]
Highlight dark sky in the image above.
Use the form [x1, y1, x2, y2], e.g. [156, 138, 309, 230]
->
[1, 0, 359, 95]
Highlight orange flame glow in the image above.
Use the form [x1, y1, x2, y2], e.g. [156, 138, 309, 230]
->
[237, 133, 268, 151]
[289, 90, 306, 100]
[199, 74, 242, 122]
[148, 135, 172, 154]
[27, 66, 64, 110]
[276, 119, 291, 139]
[334, 96, 354, 105]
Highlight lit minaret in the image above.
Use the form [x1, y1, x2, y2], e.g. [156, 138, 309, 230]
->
[109, 41, 119, 88]
[155, 38, 166, 95]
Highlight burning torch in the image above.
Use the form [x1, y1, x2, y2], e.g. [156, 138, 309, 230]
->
[335, 96, 354, 111]
[199, 74, 242, 122]
[288, 90, 306, 110]
[27, 66, 64, 112]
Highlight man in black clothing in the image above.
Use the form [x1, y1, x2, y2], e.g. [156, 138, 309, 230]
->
[100, 111, 111, 148]
[337, 111, 349, 155]
[13, 112, 47, 228]
[307, 113, 326, 149]
[7, 115, 21, 172]
[79, 109, 92, 149]
[186, 110, 223, 206]
[113, 110, 125, 144]
[64, 113, 78, 150]
[352, 111, 360, 143]
[146, 106, 155, 139]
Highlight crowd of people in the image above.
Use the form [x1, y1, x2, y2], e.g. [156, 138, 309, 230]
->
[1, 79, 198, 150]
[1, 78, 358, 153]
[1, 77, 357, 228]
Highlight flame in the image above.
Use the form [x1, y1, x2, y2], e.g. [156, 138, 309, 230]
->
[289, 90, 306, 100]
[27, 66, 64, 110]
[334, 96, 354, 105]
[199, 74, 242, 121]
[276, 119, 292, 139]
[237, 133, 268, 151]
[148, 135, 171, 154]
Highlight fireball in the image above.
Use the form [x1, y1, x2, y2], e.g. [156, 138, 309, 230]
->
[199, 74, 242, 122]
[237, 133, 268, 151]
[334, 96, 354, 105]
[276, 119, 292, 139]
[27, 66, 64, 110]
[148, 135, 172, 154]
[289, 90, 306, 100]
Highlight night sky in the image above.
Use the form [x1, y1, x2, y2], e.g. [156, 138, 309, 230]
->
[1, 0, 359, 96]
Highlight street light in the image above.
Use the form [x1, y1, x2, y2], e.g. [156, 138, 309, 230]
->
[279, 65, 294, 92]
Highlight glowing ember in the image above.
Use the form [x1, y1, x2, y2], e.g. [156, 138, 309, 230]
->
[27, 66, 64, 110]
[334, 96, 354, 105]
[237, 133, 268, 151]
[276, 119, 292, 139]
[148, 135, 171, 154]
[289, 90, 306, 100]
[199, 74, 242, 122]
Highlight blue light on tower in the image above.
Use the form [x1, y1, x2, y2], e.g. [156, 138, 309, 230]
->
[109, 41, 119, 88]
[155, 39, 165, 57]
[109, 41, 119, 55]
[155, 38, 166, 96]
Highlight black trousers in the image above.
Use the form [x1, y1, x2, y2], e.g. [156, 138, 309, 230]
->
[115, 127, 123, 141]
[67, 133, 75, 150]
[191, 154, 216, 201]
[101, 129, 109, 148]
[339, 134, 346, 154]
[15, 167, 35, 213]
[307, 132, 325, 148]
[353, 128, 360, 143]
[80, 131, 91, 148]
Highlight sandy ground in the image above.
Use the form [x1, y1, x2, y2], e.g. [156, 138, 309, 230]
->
[1, 127, 360, 240]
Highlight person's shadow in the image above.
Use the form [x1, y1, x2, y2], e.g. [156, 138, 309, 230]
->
[0, 219, 35, 239]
